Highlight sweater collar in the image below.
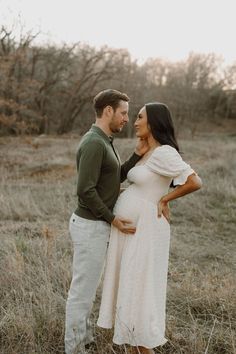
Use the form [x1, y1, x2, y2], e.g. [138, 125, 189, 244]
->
[90, 124, 113, 143]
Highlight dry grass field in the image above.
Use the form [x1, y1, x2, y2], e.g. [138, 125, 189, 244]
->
[0, 133, 235, 354]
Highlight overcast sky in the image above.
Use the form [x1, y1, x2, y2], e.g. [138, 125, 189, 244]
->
[0, 0, 235, 65]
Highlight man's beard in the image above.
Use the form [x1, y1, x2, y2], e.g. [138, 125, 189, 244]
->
[109, 121, 123, 133]
[110, 126, 122, 133]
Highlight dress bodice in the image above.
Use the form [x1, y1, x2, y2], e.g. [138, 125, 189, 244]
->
[126, 164, 171, 204]
[113, 145, 194, 225]
[124, 144, 194, 204]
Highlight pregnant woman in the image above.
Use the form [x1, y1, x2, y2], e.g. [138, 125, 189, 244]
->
[97, 102, 202, 354]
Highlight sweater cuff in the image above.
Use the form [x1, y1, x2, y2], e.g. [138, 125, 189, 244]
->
[103, 210, 116, 224]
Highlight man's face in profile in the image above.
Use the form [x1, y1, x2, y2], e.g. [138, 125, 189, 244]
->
[109, 100, 129, 133]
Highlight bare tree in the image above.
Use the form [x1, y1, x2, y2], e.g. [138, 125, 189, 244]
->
[0, 26, 233, 137]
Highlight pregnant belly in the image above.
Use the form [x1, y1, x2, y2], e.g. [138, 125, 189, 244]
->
[113, 189, 142, 227]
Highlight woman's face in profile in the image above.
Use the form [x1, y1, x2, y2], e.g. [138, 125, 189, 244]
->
[134, 106, 151, 139]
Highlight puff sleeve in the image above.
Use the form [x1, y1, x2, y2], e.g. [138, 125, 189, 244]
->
[146, 145, 195, 186]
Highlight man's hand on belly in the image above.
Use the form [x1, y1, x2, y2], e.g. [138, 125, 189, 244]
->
[112, 217, 136, 235]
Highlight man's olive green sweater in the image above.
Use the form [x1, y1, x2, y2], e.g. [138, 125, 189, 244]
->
[74, 125, 140, 223]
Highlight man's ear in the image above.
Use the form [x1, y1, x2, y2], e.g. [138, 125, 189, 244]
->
[104, 105, 114, 117]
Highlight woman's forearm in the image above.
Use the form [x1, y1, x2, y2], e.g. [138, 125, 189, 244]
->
[161, 174, 202, 204]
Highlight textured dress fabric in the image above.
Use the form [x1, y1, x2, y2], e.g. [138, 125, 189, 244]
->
[97, 145, 195, 348]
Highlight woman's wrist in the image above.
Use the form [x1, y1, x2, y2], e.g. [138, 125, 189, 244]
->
[160, 196, 169, 204]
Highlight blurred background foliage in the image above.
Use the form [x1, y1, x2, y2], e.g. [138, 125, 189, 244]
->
[0, 26, 236, 137]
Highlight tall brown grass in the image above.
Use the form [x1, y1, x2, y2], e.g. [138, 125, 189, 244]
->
[0, 134, 235, 354]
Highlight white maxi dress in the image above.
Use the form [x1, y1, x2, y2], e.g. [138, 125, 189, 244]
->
[97, 145, 194, 349]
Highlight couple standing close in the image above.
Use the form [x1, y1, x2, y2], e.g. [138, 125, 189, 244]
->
[65, 89, 202, 354]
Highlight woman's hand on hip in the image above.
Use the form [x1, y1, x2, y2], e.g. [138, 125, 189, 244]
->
[158, 199, 170, 223]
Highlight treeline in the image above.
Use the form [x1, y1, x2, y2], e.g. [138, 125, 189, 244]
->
[0, 26, 236, 137]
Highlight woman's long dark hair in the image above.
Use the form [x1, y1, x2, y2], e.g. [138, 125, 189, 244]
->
[145, 103, 179, 151]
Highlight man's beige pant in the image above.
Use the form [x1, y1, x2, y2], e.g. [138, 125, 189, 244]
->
[65, 213, 110, 354]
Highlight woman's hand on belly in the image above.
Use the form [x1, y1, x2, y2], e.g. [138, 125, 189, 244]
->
[112, 216, 136, 235]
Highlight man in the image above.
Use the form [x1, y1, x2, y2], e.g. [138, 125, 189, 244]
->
[65, 89, 148, 354]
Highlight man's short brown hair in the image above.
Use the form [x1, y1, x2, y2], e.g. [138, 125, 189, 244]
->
[93, 89, 129, 117]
